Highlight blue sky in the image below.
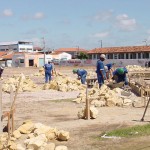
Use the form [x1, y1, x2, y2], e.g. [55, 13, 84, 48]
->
[0, 0, 150, 50]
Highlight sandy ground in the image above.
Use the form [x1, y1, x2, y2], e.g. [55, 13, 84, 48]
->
[2, 66, 150, 150]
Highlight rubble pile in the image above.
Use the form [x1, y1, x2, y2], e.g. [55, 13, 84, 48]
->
[126, 65, 146, 71]
[43, 75, 86, 92]
[0, 121, 69, 150]
[73, 85, 139, 107]
[86, 71, 97, 79]
[33, 67, 44, 76]
[78, 106, 99, 119]
[2, 74, 40, 93]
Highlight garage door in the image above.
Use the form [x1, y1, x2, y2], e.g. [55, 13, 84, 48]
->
[39, 58, 44, 67]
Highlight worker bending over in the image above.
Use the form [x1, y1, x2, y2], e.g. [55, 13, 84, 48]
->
[73, 69, 87, 84]
[105, 63, 115, 79]
[112, 67, 128, 85]
[44, 60, 53, 83]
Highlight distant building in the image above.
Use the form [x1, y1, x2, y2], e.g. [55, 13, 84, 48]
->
[88, 45, 150, 66]
[50, 52, 72, 60]
[54, 48, 87, 59]
[88, 46, 150, 60]
[0, 41, 33, 52]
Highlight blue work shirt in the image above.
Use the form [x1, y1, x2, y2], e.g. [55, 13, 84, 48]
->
[113, 67, 128, 84]
[44, 63, 53, 73]
[96, 60, 106, 78]
[106, 63, 113, 70]
[77, 69, 87, 77]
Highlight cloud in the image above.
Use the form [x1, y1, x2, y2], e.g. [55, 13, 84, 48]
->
[2, 9, 13, 17]
[59, 18, 71, 25]
[90, 10, 114, 22]
[33, 12, 45, 19]
[116, 14, 137, 31]
[91, 31, 110, 38]
[21, 12, 45, 21]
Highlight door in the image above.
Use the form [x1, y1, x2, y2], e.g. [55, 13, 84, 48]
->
[39, 58, 44, 67]
[29, 59, 34, 66]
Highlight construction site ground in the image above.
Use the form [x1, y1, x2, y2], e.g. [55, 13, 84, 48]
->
[2, 66, 150, 150]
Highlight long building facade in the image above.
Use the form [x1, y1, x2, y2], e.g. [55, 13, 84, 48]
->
[88, 46, 150, 66]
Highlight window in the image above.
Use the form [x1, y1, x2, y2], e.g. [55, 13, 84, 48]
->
[126, 53, 129, 59]
[27, 48, 32, 51]
[138, 53, 141, 59]
[20, 59, 24, 63]
[144, 52, 149, 59]
[114, 54, 118, 59]
[118, 53, 124, 59]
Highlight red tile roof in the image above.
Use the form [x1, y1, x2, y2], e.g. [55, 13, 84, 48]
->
[0, 51, 7, 57]
[55, 48, 87, 53]
[88, 46, 150, 54]
[2, 53, 13, 59]
[33, 46, 42, 51]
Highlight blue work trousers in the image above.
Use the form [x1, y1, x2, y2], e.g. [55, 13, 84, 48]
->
[45, 72, 52, 83]
[80, 73, 87, 84]
[97, 75, 104, 88]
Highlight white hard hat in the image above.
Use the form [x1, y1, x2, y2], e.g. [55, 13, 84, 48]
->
[100, 54, 106, 59]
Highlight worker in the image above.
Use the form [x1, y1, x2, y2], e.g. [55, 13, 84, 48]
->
[96, 54, 106, 88]
[112, 67, 128, 85]
[104, 66, 109, 80]
[44, 60, 53, 83]
[73, 69, 87, 84]
[0, 65, 4, 79]
[105, 63, 115, 79]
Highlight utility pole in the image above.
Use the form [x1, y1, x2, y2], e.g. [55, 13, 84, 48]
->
[98, 40, 103, 48]
[143, 39, 148, 46]
[42, 37, 46, 64]
[100, 40, 102, 48]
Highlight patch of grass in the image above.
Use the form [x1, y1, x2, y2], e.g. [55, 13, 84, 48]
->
[105, 124, 150, 138]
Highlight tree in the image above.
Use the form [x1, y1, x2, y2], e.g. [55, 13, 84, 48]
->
[77, 52, 88, 59]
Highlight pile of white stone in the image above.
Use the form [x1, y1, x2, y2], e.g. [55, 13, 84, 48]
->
[0, 120, 69, 150]
[43, 75, 86, 92]
[2, 74, 40, 93]
[33, 67, 44, 77]
[73, 85, 135, 107]
[78, 106, 99, 119]
[126, 65, 146, 71]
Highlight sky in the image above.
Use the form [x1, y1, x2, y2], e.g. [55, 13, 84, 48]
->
[0, 0, 150, 50]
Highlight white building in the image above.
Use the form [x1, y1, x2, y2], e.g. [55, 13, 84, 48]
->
[50, 52, 72, 60]
[0, 41, 33, 52]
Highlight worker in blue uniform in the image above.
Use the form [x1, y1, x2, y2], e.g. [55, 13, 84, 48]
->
[112, 67, 128, 85]
[96, 54, 106, 88]
[105, 63, 115, 79]
[44, 60, 54, 83]
[73, 69, 87, 84]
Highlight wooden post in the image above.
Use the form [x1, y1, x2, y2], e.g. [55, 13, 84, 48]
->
[10, 85, 14, 133]
[7, 113, 10, 140]
[85, 85, 90, 120]
[0, 82, 2, 133]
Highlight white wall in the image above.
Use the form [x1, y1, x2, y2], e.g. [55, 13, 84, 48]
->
[58, 52, 72, 60]
[45, 55, 53, 63]
[18, 44, 33, 52]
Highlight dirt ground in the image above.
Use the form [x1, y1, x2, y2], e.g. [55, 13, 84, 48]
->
[2, 66, 150, 150]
